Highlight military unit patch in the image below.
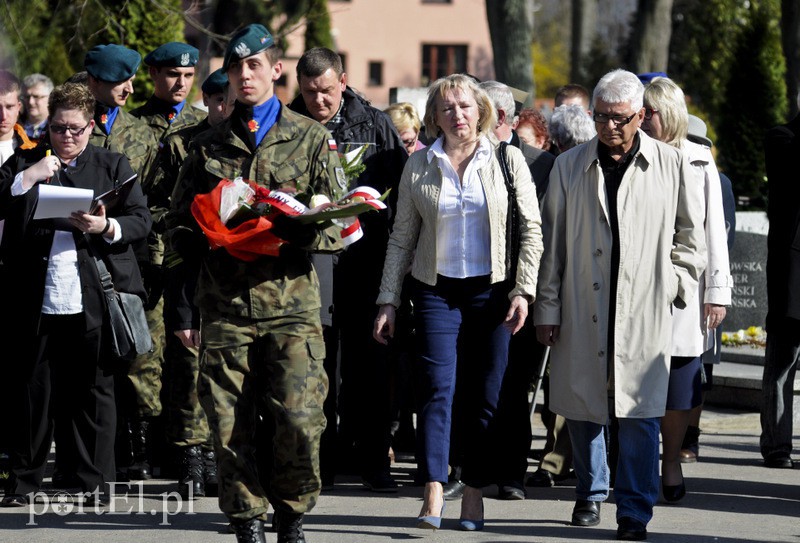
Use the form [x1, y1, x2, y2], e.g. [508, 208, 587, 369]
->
[335, 167, 347, 190]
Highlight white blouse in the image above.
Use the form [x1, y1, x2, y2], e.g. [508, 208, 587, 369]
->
[427, 136, 492, 279]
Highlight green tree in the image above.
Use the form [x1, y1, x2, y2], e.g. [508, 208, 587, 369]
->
[305, 0, 333, 50]
[102, 0, 186, 110]
[715, 0, 787, 209]
[486, 0, 535, 99]
[0, 0, 75, 83]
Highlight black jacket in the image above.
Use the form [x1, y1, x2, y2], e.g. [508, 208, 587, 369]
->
[0, 144, 151, 336]
[510, 130, 555, 202]
[765, 113, 800, 324]
[289, 88, 408, 311]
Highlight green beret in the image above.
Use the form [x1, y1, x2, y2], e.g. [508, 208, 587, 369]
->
[145, 42, 199, 68]
[202, 68, 228, 95]
[223, 24, 274, 71]
[84, 44, 141, 82]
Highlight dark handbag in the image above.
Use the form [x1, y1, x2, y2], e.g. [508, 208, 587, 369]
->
[92, 254, 153, 361]
[498, 142, 520, 278]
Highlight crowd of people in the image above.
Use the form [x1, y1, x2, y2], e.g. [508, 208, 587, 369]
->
[0, 17, 797, 543]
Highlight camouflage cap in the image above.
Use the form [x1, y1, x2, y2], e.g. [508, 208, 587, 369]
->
[145, 42, 199, 68]
[202, 68, 228, 95]
[84, 44, 141, 82]
[222, 24, 274, 72]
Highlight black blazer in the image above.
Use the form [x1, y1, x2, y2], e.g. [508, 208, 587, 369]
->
[0, 143, 152, 336]
[765, 113, 800, 324]
[510, 130, 555, 203]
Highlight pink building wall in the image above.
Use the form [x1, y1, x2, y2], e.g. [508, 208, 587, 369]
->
[280, 0, 495, 110]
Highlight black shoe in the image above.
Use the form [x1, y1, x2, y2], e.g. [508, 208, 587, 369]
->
[0, 494, 28, 507]
[51, 471, 81, 489]
[617, 516, 647, 540]
[127, 418, 152, 481]
[662, 480, 686, 503]
[442, 479, 466, 500]
[361, 470, 398, 493]
[178, 445, 205, 499]
[764, 453, 794, 469]
[526, 468, 572, 487]
[83, 494, 109, 508]
[274, 511, 307, 543]
[571, 499, 601, 526]
[497, 484, 526, 500]
[202, 447, 219, 497]
[232, 518, 267, 543]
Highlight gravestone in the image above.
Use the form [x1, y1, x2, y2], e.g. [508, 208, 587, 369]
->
[724, 211, 768, 332]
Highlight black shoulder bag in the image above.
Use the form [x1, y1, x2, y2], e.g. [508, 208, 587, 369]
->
[498, 141, 520, 279]
[92, 253, 153, 362]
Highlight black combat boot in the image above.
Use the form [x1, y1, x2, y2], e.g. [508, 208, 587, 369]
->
[274, 510, 307, 543]
[178, 445, 205, 499]
[231, 518, 266, 543]
[127, 418, 152, 480]
[201, 446, 218, 497]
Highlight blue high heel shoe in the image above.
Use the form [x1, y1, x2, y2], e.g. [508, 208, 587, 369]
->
[417, 502, 445, 530]
[459, 497, 484, 531]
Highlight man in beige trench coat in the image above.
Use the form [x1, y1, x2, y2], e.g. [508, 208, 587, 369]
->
[534, 69, 706, 541]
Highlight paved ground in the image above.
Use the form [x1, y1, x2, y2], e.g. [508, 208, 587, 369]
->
[1, 404, 798, 543]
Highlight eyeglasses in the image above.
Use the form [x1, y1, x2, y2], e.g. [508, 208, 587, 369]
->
[50, 122, 91, 136]
[592, 111, 637, 126]
[644, 107, 659, 120]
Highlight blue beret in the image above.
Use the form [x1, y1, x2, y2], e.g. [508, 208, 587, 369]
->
[84, 44, 142, 82]
[637, 72, 668, 85]
[145, 42, 199, 68]
[223, 24, 275, 72]
[202, 68, 228, 95]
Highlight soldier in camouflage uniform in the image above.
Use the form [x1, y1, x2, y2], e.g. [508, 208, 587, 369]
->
[156, 69, 234, 499]
[165, 24, 346, 543]
[84, 44, 160, 481]
[129, 41, 208, 486]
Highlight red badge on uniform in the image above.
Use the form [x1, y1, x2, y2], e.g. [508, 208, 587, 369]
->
[327, 138, 337, 151]
[100, 114, 108, 125]
[167, 111, 176, 122]
[248, 119, 259, 132]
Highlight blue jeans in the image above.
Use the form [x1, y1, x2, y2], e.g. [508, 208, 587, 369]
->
[567, 416, 660, 525]
[412, 276, 511, 487]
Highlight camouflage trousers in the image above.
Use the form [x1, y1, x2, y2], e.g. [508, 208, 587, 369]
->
[162, 333, 210, 447]
[198, 310, 328, 521]
[120, 296, 164, 418]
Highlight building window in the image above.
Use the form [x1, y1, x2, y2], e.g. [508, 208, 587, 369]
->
[421, 44, 467, 86]
[368, 61, 383, 86]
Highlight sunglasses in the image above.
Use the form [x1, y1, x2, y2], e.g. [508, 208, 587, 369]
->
[592, 112, 637, 127]
[49, 122, 91, 136]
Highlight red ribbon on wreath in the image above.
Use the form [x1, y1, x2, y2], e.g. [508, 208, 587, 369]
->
[190, 178, 285, 261]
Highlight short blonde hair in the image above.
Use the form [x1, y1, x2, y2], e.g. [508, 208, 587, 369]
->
[423, 74, 496, 140]
[384, 102, 421, 134]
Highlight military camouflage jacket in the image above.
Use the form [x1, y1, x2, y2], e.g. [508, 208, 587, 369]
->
[144, 118, 211, 235]
[89, 108, 157, 181]
[166, 103, 347, 324]
[131, 97, 207, 144]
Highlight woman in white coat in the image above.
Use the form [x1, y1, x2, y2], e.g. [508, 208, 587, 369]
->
[642, 77, 733, 502]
